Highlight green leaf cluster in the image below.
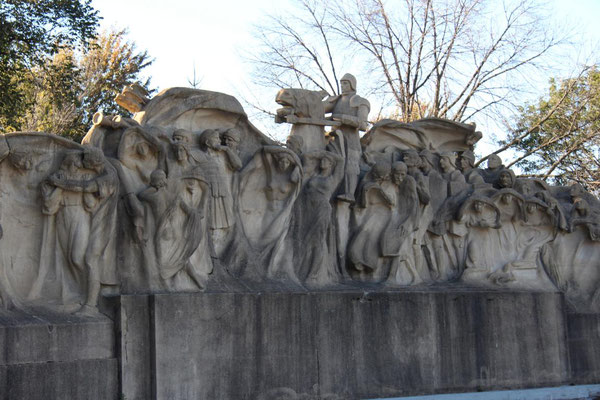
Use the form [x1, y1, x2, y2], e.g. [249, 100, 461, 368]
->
[507, 67, 600, 189]
[1, 2, 153, 142]
[0, 0, 99, 131]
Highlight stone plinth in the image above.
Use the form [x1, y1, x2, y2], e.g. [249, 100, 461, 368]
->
[117, 290, 569, 400]
[0, 309, 118, 400]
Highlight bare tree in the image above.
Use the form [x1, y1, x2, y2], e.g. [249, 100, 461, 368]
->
[247, 0, 566, 125]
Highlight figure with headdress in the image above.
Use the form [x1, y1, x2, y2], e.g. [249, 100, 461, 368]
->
[198, 129, 241, 238]
[323, 73, 370, 202]
[459, 150, 485, 185]
[481, 154, 505, 185]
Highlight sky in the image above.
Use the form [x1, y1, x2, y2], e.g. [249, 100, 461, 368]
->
[90, 0, 600, 148]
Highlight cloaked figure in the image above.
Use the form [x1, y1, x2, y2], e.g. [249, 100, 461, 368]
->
[294, 151, 345, 287]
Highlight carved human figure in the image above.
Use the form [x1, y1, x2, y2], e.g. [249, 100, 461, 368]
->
[221, 128, 241, 153]
[171, 128, 202, 170]
[194, 129, 242, 255]
[197, 129, 240, 230]
[296, 151, 345, 286]
[439, 152, 466, 196]
[230, 145, 303, 282]
[33, 148, 118, 313]
[138, 169, 208, 289]
[348, 161, 393, 277]
[385, 162, 421, 286]
[138, 170, 170, 231]
[402, 150, 430, 205]
[497, 168, 516, 189]
[33, 151, 88, 310]
[219, 127, 243, 201]
[481, 154, 505, 184]
[418, 149, 446, 280]
[425, 153, 468, 280]
[323, 73, 370, 202]
[459, 197, 502, 276]
[459, 150, 484, 185]
[264, 147, 302, 202]
[568, 183, 600, 239]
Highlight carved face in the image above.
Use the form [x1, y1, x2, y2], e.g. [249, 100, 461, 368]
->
[487, 155, 502, 169]
[392, 168, 406, 185]
[459, 157, 471, 171]
[420, 156, 431, 173]
[136, 142, 149, 157]
[173, 130, 192, 143]
[440, 156, 452, 172]
[374, 171, 389, 183]
[206, 133, 221, 150]
[276, 155, 292, 172]
[223, 135, 239, 149]
[62, 153, 82, 172]
[340, 80, 353, 95]
[83, 149, 104, 170]
[499, 171, 513, 188]
[173, 143, 188, 161]
[473, 201, 484, 213]
[403, 152, 420, 168]
[526, 203, 537, 214]
[320, 156, 333, 171]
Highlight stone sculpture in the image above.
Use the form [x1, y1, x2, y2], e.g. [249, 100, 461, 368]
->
[1, 82, 600, 315]
[323, 73, 370, 203]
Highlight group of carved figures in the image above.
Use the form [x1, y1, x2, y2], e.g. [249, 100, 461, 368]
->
[1, 78, 600, 314]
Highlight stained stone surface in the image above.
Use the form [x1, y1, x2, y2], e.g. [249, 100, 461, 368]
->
[0, 309, 117, 400]
[566, 313, 600, 384]
[117, 290, 569, 400]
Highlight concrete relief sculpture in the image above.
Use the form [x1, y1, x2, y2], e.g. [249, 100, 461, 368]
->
[0, 135, 118, 314]
[2, 82, 600, 314]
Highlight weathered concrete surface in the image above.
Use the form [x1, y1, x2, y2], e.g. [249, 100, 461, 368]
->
[116, 295, 153, 400]
[0, 308, 118, 400]
[567, 312, 600, 384]
[0, 359, 118, 400]
[119, 290, 569, 399]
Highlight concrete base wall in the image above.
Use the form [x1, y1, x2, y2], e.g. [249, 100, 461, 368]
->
[3, 290, 599, 400]
[0, 309, 118, 400]
[118, 290, 573, 400]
